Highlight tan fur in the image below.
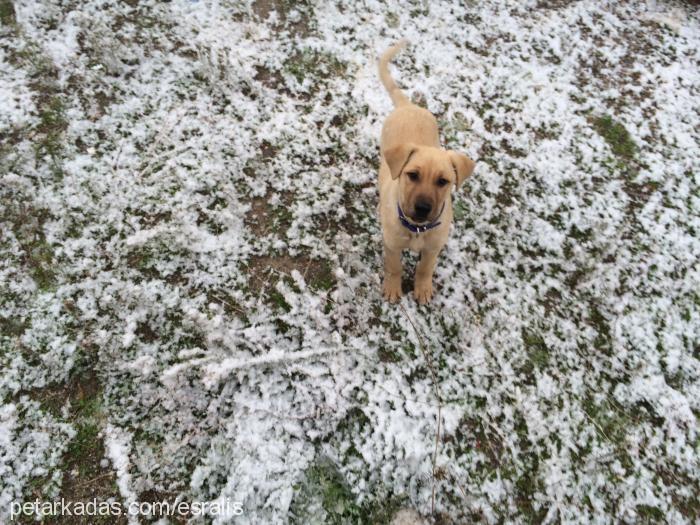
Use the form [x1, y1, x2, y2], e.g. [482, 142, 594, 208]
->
[377, 40, 476, 304]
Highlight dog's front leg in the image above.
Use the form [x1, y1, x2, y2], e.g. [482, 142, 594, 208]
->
[414, 248, 440, 304]
[382, 244, 402, 302]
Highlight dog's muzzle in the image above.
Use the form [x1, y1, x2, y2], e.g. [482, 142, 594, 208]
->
[397, 202, 445, 234]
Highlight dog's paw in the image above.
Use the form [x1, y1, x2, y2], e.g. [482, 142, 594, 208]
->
[413, 281, 433, 304]
[383, 279, 402, 303]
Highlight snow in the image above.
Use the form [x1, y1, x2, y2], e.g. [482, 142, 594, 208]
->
[0, 401, 73, 514]
[0, 55, 36, 129]
[104, 424, 138, 523]
[1, 0, 699, 523]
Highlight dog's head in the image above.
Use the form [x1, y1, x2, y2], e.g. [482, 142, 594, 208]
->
[384, 144, 475, 223]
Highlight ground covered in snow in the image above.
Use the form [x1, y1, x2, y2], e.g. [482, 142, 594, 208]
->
[1, 0, 699, 523]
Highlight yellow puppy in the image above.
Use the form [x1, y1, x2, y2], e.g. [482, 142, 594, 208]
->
[377, 39, 476, 304]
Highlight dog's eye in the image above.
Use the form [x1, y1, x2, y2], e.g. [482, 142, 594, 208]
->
[437, 178, 449, 187]
[406, 171, 419, 182]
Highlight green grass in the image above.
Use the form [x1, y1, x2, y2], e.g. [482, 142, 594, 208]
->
[521, 328, 549, 375]
[6, 38, 67, 178]
[35, 95, 67, 176]
[290, 457, 405, 525]
[592, 115, 637, 159]
[293, 408, 409, 523]
[441, 111, 473, 147]
[377, 346, 401, 363]
[582, 396, 632, 447]
[588, 305, 612, 354]
[0, 315, 28, 338]
[453, 200, 468, 221]
[0, 0, 15, 25]
[0, 38, 63, 291]
[268, 289, 291, 312]
[26, 370, 126, 523]
[285, 49, 346, 84]
[514, 465, 548, 522]
[308, 260, 334, 291]
[28, 240, 56, 290]
[636, 504, 664, 521]
[568, 224, 591, 243]
[65, 421, 101, 475]
[385, 12, 399, 28]
[17, 45, 55, 78]
[305, 459, 358, 520]
[0, 202, 58, 291]
[22, 374, 106, 489]
[62, 383, 105, 478]
[274, 205, 294, 228]
[38, 95, 66, 131]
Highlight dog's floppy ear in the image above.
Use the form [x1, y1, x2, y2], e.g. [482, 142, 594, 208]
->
[448, 151, 476, 189]
[384, 143, 417, 180]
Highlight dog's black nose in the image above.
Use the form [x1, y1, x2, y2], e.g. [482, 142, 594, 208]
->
[414, 200, 432, 219]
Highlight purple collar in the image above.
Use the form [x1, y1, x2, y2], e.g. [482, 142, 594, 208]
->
[397, 202, 445, 234]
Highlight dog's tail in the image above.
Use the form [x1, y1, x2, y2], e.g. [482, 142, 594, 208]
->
[378, 39, 410, 107]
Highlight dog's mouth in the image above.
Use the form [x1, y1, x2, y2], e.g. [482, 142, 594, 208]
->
[410, 205, 440, 224]
[409, 212, 430, 224]
[402, 200, 446, 225]
[399, 204, 427, 224]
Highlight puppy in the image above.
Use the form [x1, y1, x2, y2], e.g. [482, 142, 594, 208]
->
[377, 39, 476, 304]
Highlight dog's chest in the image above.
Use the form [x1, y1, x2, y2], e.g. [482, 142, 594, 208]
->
[404, 231, 427, 253]
[386, 217, 447, 254]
